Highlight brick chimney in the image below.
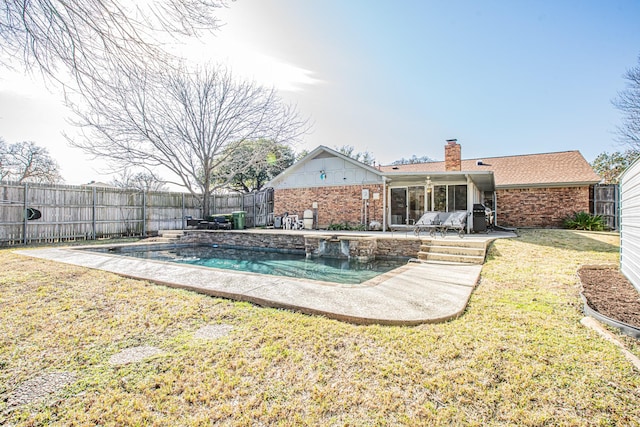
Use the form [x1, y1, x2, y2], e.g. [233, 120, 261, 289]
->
[444, 139, 461, 172]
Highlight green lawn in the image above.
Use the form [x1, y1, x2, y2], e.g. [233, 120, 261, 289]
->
[1, 229, 638, 426]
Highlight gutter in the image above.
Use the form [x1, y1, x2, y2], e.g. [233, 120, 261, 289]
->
[382, 177, 387, 233]
[496, 181, 601, 190]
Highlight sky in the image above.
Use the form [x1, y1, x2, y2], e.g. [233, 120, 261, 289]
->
[1, 0, 640, 185]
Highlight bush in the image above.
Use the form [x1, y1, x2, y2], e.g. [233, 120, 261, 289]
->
[563, 211, 606, 231]
[327, 222, 366, 231]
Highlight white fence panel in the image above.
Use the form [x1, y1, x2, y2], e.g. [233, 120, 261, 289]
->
[620, 159, 640, 291]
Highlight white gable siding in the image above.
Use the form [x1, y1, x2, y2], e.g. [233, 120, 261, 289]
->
[621, 159, 640, 292]
[272, 154, 382, 189]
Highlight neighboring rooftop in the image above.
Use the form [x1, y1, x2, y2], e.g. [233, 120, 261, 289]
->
[380, 150, 602, 187]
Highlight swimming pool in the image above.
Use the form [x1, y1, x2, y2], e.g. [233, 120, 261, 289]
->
[89, 245, 409, 285]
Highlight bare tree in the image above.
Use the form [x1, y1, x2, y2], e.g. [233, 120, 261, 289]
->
[613, 55, 640, 149]
[0, 0, 225, 88]
[69, 64, 308, 216]
[111, 169, 168, 192]
[392, 154, 436, 165]
[335, 145, 375, 166]
[0, 139, 63, 184]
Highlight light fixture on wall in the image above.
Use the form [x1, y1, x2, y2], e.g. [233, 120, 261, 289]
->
[426, 176, 433, 193]
[320, 170, 326, 180]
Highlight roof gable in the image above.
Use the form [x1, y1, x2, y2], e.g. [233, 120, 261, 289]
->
[267, 145, 382, 189]
[380, 150, 601, 187]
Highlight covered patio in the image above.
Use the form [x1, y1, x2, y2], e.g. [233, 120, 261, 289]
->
[381, 170, 496, 233]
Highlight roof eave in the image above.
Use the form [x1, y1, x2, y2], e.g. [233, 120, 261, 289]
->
[382, 170, 489, 177]
[496, 180, 602, 189]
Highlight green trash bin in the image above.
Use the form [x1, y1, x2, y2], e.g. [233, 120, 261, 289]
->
[232, 211, 246, 229]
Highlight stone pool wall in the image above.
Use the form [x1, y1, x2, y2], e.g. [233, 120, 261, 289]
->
[181, 231, 307, 251]
[376, 239, 422, 258]
[304, 235, 379, 262]
[179, 231, 422, 258]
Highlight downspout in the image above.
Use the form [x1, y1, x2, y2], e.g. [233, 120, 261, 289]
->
[493, 191, 498, 226]
[382, 177, 388, 233]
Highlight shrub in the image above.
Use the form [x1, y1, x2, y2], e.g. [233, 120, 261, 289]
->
[563, 211, 606, 231]
[327, 222, 366, 231]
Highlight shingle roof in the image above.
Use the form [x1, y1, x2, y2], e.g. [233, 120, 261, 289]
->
[380, 150, 601, 187]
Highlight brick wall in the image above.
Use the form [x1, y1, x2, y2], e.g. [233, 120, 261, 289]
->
[445, 141, 461, 172]
[274, 184, 384, 228]
[496, 186, 591, 227]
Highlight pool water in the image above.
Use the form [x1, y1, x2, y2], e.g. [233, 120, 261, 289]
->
[95, 245, 408, 284]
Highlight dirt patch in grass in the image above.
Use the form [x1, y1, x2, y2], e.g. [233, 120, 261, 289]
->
[109, 346, 165, 366]
[7, 372, 76, 408]
[193, 324, 234, 340]
[579, 266, 640, 329]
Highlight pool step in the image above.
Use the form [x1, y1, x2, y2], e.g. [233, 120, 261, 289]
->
[417, 239, 487, 265]
[157, 230, 185, 242]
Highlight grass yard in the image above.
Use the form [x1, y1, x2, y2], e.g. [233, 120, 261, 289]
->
[1, 229, 639, 426]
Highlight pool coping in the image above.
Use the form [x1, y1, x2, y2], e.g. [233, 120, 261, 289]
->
[16, 242, 485, 326]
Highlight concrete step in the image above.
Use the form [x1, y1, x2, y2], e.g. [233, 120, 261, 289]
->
[417, 251, 485, 264]
[420, 238, 486, 248]
[420, 244, 485, 257]
[418, 238, 488, 265]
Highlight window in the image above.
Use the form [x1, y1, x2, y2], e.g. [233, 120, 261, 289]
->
[433, 184, 467, 212]
[434, 186, 447, 212]
[449, 185, 467, 211]
[408, 186, 425, 221]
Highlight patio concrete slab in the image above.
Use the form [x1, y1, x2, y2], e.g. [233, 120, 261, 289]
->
[16, 245, 485, 325]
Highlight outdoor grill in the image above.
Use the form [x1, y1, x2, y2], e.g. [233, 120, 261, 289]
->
[472, 203, 488, 233]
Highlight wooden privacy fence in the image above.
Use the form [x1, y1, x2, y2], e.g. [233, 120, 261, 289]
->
[592, 184, 619, 231]
[212, 189, 274, 228]
[0, 182, 274, 246]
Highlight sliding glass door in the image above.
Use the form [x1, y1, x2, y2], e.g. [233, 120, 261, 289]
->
[390, 186, 429, 225]
[390, 188, 408, 225]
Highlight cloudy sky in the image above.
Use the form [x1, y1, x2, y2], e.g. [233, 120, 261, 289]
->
[1, 0, 640, 185]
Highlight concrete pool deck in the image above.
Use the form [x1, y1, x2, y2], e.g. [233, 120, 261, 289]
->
[15, 231, 516, 325]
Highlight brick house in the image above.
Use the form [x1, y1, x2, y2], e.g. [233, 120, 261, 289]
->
[269, 140, 601, 229]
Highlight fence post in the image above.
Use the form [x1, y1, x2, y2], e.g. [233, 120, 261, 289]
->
[22, 183, 28, 245]
[181, 193, 185, 230]
[142, 191, 147, 237]
[92, 186, 97, 240]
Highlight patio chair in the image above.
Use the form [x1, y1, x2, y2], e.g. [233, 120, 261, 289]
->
[435, 211, 468, 238]
[413, 212, 441, 237]
[281, 214, 303, 230]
